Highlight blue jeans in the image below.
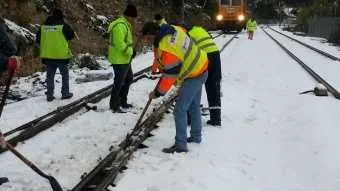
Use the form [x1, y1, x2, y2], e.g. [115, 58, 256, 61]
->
[174, 71, 208, 149]
[46, 62, 70, 97]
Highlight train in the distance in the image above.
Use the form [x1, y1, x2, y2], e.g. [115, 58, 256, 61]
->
[214, 0, 248, 32]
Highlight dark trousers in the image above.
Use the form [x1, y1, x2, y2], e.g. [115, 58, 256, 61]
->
[45, 62, 70, 97]
[205, 51, 222, 123]
[109, 64, 133, 110]
[248, 31, 254, 40]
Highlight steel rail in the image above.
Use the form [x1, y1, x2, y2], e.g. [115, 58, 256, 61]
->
[71, 34, 236, 190]
[268, 26, 340, 61]
[263, 28, 340, 99]
[0, 66, 152, 153]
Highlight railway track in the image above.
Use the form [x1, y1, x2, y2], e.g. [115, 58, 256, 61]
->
[1, 32, 227, 154]
[0, 66, 152, 153]
[70, 34, 237, 191]
[262, 27, 340, 99]
[268, 26, 340, 61]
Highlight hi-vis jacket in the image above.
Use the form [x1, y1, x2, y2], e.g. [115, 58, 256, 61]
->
[153, 25, 208, 97]
[246, 19, 257, 32]
[40, 25, 72, 59]
[188, 26, 219, 54]
[107, 16, 133, 65]
[151, 25, 186, 74]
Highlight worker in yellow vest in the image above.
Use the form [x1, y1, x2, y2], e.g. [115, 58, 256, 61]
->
[186, 25, 222, 126]
[246, 16, 257, 40]
[36, 9, 74, 102]
[107, 4, 137, 113]
[142, 22, 208, 153]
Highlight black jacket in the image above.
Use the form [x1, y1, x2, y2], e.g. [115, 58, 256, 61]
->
[36, 15, 75, 64]
[0, 23, 17, 73]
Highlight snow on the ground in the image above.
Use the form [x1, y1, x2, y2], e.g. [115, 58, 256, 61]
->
[114, 30, 340, 191]
[0, 51, 158, 190]
[272, 25, 340, 59]
[1, 29, 340, 191]
[264, 28, 340, 90]
[0, 53, 152, 133]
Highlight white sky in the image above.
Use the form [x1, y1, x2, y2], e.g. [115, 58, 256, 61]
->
[1, 27, 340, 191]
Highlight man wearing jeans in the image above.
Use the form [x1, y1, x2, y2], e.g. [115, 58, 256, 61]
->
[142, 22, 208, 153]
[36, 9, 74, 102]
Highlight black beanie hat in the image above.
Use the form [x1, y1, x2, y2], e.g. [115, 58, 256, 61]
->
[123, 4, 137, 18]
[142, 22, 160, 36]
[53, 9, 64, 19]
[154, 14, 162, 21]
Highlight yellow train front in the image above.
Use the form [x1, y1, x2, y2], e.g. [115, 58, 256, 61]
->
[215, 0, 248, 32]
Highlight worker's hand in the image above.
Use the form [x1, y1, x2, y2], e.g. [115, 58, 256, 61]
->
[149, 91, 156, 99]
[0, 132, 6, 149]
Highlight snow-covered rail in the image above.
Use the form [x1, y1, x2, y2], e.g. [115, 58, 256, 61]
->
[70, 34, 237, 191]
[0, 32, 228, 154]
[262, 28, 340, 99]
[0, 66, 152, 154]
[71, 94, 177, 191]
[268, 26, 340, 61]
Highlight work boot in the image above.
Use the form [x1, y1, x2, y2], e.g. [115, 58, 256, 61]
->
[46, 96, 55, 102]
[0, 177, 9, 185]
[162, 144, 188, 154]
[61, 93, 73, 99]
[111, 108, 127, 113]
[121, 103, 133, 109]
[207, 120, 221, 126]
[187, 137, 201, 143]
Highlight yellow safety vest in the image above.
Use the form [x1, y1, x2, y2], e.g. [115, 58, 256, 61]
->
[107, 17, 133, 64]
[40, 25, 72, 59]
[247, 20, 257, 32]
[158, 26, 208, 85]
[188, 26, 219, 53]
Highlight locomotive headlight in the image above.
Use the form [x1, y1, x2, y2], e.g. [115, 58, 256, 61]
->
[216, 14, 223, 21]
[238, 15, 245, 21]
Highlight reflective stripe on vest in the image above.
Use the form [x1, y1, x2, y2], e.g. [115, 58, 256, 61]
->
[188, 26, 219, 53]
[40, 25, 71, 59]
[158, 26, 207, 85]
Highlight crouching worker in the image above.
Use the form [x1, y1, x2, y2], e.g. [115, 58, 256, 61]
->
[142, 22, 208, 153]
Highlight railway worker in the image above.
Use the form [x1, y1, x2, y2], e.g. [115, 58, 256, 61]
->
[153, 14, 168, 26]
[246, 16, 257, 40]
[107, 4, 138, 113]
[36, 9, 75, 102]
[142, 22, 208, 153]
[186, 25, 222, 126]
